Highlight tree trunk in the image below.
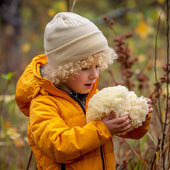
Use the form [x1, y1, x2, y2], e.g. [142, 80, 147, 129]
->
[0, 0, 22, 76]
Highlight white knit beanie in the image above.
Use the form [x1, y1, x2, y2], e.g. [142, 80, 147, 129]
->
[44, 12, 109, 66]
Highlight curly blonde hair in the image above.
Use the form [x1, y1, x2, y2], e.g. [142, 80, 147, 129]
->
[42, 47, 117, 86]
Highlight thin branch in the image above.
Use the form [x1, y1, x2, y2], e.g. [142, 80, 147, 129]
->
[162, 0, 170, 169]
[150, 137, 161, 170]
[164, 0, 170, 132]
[123, 139, 150, 167]
[154, 13, 163, 130]
[26, 150, 33, 170]
[71, 0, 77, 12]
[66, 0, 70, 12]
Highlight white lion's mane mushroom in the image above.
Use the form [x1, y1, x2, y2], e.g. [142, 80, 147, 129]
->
[86, 85, 149, 135]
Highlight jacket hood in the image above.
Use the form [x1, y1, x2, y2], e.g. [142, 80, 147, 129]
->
[15, 54, 98, 117]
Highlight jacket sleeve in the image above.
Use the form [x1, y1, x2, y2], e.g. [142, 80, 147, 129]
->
[29, 96, 111, 164]
[119, 113, 151, 139]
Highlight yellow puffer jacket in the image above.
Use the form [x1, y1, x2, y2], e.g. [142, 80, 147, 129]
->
[15, 54, 151, 170]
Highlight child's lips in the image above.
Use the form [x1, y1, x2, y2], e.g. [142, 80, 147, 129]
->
[85, 83, 93, 88]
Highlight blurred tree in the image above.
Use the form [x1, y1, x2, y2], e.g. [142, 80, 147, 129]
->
[0, 0, 22, 75]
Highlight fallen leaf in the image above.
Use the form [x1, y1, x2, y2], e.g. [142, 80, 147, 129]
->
[21, 43, 31, 53]
[13, 136, 25, 147]
[135, 21, 149, 39]
[47, 8, 56, 17]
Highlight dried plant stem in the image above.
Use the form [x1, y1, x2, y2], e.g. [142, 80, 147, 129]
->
[150, 137, 161, 170]
[123, 139, 150, 167]
[26, 150, 33, 170]
[162, 0, 170, 169]
[107, 24, 117, 36]
[66, 0, 70, 12]
[108, 70, 115, 84]
[154, 13, 163, 130]
[71, 0, 77, 12]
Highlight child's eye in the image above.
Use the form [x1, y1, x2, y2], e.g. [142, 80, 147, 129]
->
[81, 65, 99, 71]
[81, 67, 89, 71]
[96, 65, 99, 69]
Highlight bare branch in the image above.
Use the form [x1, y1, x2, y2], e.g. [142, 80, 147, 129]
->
[161, 0, 170, 169]
[71, 0, 77, 12]
[154, 13, 163, 129]
[26, 151, 33, 170]
[123, 139, 150, 167]
[66, 0, 70, 12]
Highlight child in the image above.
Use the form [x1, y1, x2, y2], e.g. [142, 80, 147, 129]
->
[15, 12, 152, 170]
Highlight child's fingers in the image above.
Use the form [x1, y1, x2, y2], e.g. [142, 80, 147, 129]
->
[109, 116, 131, 134]
[118, 117, 131, 128]
[113, 117, 131, 129]
[118, 122, 131, 132]
[145, 98, 153, 113]
[146, 98, 152, 104]
[102, 111, 115, 121]
[102, 114, 131, 136]
[149, 106, 153, 112]
[113, 114, 130, 124]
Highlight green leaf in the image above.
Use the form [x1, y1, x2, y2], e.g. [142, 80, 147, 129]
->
[140, 134, 148, 153]
[1, 72, 14, 81]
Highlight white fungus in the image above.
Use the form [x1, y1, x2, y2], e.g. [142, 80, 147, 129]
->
[86, 85, 149, 134]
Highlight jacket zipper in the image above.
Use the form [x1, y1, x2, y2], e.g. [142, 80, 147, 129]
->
[61, 163, 65, 170]
[100, 146, 105, 170]
[59, 94, 85, 170]
[68, 93, 86, 115]
[67, 93, 105, 170]
[60, 148, 105, 170]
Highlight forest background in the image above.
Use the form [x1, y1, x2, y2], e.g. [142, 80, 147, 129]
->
[0, 0, 169, 169]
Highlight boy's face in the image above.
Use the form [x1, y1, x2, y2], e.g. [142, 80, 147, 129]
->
[60, 58, 99, 94]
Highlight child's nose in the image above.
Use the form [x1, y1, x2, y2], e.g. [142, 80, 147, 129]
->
[89, 68, 99, 80]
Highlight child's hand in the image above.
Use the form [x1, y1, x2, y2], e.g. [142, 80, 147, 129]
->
[102, 112, 131, 136]
[145, 98, 153, 113]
